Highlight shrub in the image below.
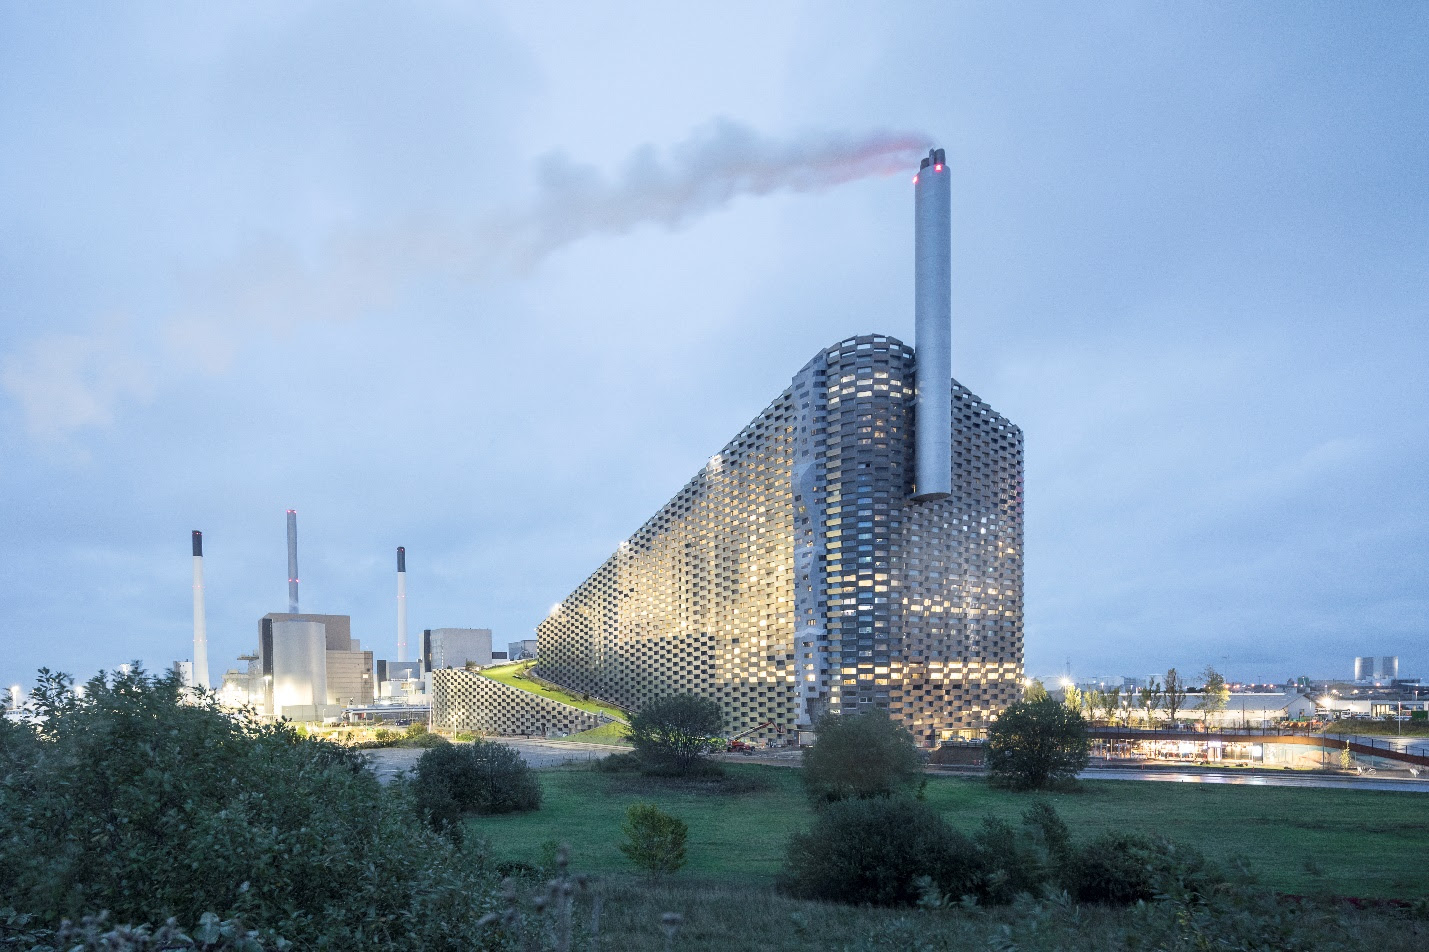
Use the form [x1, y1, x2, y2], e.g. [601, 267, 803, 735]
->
[618, 803, 687, 879]
[414, 739, 542, 835]
[628, 694, 723, 776]
[801, 709, 923, 803]
[1068, 831, 1220, 904]
[0, 667, 501, 950]
[986, 696, 1090, 790]
[780, 797, 986, 907]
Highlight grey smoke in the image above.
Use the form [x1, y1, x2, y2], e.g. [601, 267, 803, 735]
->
[485, 119, 933, 269]
[4, 120, 932, 436]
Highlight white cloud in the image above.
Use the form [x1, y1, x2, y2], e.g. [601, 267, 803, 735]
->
[0, 326, 155, 438]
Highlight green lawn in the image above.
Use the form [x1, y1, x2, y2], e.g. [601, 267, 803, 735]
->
[479, 661, 627, 721]
[469, 764, 1429, 899]
[552, 721, 632, 745]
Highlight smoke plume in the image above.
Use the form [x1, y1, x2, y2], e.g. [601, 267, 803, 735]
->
[4, 120, 932, 437]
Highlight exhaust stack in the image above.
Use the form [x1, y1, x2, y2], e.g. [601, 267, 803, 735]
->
[192, 530, 210, 689]
[396, 546, 408, 662]
[913, 147, 952, 502]
[286, 510, 300, 614]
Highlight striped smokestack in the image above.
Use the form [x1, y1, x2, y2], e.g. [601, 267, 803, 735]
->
[913, 147, 953, 502]
[396, 546, 408, 662]
[192, 530, 210, 689]
[286, 510, 300, 614]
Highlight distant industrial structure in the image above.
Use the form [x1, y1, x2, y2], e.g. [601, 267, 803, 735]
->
[423, 628, 502, 669]
[199, 515, 509, 723]
[1355, 655, 1398, 683]
[191, 530, 209, 690]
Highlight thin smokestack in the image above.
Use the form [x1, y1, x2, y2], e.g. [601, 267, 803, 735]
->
[286, 510, 299, 614]
[913, 147, 953, 502]
[192, 530, 210, 690]
[396, 546, 408, 663]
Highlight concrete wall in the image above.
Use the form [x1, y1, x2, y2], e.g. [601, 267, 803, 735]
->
[431, 669, 607, 737]
[427, 628, 493, 669]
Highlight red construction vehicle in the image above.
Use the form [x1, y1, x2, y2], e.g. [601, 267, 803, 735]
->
[725, 721, 777, 754]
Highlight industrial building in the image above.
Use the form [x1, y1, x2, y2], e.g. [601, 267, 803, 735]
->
[535, 149, 1024, 746]
[423, 628, 502, 669]
[252, 613, 375, 718]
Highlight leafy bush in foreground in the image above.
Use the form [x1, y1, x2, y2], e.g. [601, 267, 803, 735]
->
[0, 667, 500, 951]
[618, 803, 688, 879]
[1067, 831, 1217, 904]
[781, 797, 985, 906]
[414, 739, 542, 836]
[801, 710, 923, 804]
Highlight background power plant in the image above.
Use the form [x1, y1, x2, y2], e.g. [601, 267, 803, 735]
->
[186, 512, 506, 722]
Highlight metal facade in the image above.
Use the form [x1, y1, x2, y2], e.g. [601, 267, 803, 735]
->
[537, 334, 1023, 745]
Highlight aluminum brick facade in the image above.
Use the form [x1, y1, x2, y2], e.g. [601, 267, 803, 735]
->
[431, 669, 608, 737]
[537, 334, 1023, 746]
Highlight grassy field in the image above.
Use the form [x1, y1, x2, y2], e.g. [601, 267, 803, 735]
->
[470, 764, 1429, 900]
[479, 661, 627, 721]
[552, 720, 632, 745]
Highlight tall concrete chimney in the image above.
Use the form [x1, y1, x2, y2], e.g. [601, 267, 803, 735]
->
[913, 147, 952, 502]
[192, 530, 210, 689]
[396, 546, 408, 662]
[286, 510, 300, 614]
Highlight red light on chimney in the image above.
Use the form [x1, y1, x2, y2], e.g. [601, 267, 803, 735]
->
[934, 164, 943, 172]
[912, 175, 919, 184]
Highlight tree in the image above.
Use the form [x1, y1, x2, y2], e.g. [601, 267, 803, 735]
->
[1200, 667, 1229, 722]
[1099, 686, 1122, 725]
[987, 696, 1091, 790]
[619, 803, 687, 878]
[1063, 683, 1084, 714]
[802, 709, 923, 803]
[414, 738, 541, 837]
[1138, 682, 1161, 725]
[0, 666, 501, 949]
[1024, 678, 1049, 702]
[628, 694, 724, 775]
[1163, 668, 1190, 724]
[780, 797, 985, 907]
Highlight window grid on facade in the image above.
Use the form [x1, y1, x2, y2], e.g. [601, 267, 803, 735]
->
[536, 335, 1023, 746]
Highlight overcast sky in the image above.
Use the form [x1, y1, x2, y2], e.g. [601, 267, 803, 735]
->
[3, 2, 1426, 691]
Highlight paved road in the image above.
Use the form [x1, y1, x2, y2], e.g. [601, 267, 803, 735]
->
[363, 739, 627, 783]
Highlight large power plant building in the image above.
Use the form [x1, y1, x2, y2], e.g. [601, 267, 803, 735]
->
[536, 149, 1024, 746]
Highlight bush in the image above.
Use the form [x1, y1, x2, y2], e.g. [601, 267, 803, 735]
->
[618, 803, 687, 879]
[1068, 832, 1220, 904]
[986, 696, 1090, 790]
[628, 694, 723, 776]
[780, 797, 986, 907]
[801, 710, 923, 803]
[0, 667, 501, 950]
[414, 739, 542, 836]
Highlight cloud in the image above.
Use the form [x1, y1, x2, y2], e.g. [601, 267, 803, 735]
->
[5, 120, 930, 438]
[0, 326, 155, 439]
